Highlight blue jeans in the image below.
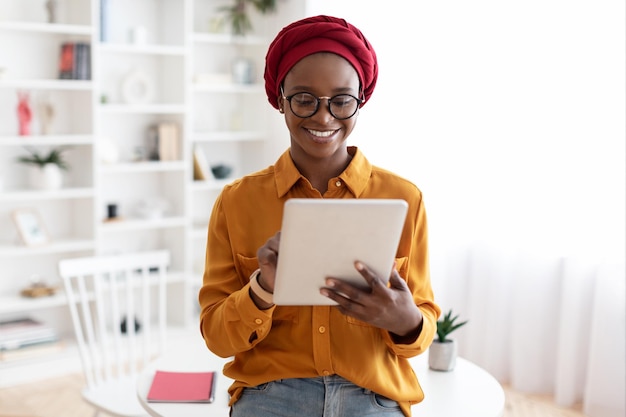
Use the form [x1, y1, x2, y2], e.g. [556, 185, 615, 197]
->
[230, 375, 404, 417]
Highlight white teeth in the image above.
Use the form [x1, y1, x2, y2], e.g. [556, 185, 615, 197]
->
[307, 129, 335, 138]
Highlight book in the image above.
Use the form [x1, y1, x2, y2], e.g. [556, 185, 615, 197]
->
[147, 370, 216, 403]
[157, 122, 180, 161]
[193, 147, 210, 181]
[0, 340, 64, 362]
[146, 125, 160, 160]
[58, 42, 91, 80]
[58, 42, 75, 79]
[75, 42, 91, 80]
[0, 317, 58, 350]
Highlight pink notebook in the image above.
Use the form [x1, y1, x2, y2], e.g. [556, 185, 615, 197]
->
[147, 370, 216, 403]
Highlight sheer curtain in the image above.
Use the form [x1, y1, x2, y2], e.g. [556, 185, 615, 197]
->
[303, 1, 625, 415]
[429, 242, 625, 416]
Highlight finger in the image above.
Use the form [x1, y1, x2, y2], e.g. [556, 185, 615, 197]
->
[268, 231, 281, 250]
[323, 278, 365, 303]
[258, 232, 281, 265]
[389, 269, 409, 290]
[320, 287, 349, 304]
[354, 261, 384, 289]
[258, 246, 277, 266]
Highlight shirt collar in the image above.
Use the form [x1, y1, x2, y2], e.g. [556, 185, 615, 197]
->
[339, 147, 372, 197]
[274, 146, 372, 198]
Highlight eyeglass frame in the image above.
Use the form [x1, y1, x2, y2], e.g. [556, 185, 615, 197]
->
[280, 86, 363, 120]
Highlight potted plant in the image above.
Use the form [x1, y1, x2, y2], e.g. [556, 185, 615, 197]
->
[219, 0, 277, 36]
[428, 309, 468, 371]
[16, 147, 71, 190]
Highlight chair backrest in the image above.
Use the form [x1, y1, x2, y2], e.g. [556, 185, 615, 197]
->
[59, 250, 170, 390]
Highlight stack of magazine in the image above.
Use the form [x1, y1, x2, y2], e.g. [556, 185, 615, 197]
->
[0, 317, 61, 361]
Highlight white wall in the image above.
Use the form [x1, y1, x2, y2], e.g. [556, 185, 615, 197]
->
[303, 2, 625, 414]
[304, 0, 625, 261]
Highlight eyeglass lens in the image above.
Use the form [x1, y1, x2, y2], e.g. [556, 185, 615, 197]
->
[288, 93, 359, 119]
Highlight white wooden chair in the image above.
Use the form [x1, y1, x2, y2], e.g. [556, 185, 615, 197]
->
[59, 250, 170, 417]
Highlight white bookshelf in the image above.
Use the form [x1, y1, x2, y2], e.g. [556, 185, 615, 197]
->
[0, 0, 303, 386]
[0, 0, 96, 385]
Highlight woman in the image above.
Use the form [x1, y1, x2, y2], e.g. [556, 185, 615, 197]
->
[199, 15, 440, 417]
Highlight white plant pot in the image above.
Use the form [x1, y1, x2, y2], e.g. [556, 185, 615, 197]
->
[428, 339, 458, 371]
[28, 164, 63, 190]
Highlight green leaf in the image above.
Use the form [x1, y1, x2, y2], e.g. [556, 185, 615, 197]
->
[436, 309, 468, 342]
[16, 146, 71, 171]
[218, 0, 277, 36]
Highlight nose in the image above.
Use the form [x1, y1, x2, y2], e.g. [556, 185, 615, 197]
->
[311, 98, 335, 123]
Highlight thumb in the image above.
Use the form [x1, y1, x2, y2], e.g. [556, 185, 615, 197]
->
[389, 270, 409, 290]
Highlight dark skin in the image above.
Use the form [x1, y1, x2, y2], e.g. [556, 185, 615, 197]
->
[251, 53, 423, 341]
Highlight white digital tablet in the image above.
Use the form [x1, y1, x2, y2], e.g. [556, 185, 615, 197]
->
[273, 198, 409, 305]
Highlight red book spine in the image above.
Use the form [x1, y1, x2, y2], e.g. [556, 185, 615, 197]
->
[59, 42, 75, 79]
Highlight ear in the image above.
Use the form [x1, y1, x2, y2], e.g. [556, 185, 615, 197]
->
[278, 107, 285, 114]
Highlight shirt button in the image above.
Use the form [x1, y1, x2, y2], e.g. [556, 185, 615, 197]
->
[318, 326, 326, 333]
[335, 180, 342, 187]
[322, 370, 330, 376]
[255, 319, 263, 325]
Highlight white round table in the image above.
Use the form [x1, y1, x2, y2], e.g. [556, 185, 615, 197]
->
[137, 340, 504, 417]
[410, 354, 505, 416]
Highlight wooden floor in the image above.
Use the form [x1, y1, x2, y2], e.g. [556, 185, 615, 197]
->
[0, 373, 586, 417]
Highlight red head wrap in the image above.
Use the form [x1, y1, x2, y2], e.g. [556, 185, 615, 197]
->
[264, 15, 378, 110]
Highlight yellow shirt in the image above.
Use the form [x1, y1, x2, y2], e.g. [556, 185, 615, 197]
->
[199, 147, 440, 417]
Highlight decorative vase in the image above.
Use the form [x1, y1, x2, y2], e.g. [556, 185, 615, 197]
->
[28, 164, 63, 190]
[232, 57, 254, 84]
[211, 164, 232, 179]
[428, 339, 458, 371]
[45, 0, 58, 23]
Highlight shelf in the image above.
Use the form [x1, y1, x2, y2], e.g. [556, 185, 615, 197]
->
[0, 338, 82, 388]
[193, 83, 264, 93]
[0, 187, 94, 202]
[100, 161, 186, 174]
[99, 104, 186, 114]
[0, 135, 93, 146]
[100, 216, 187, 232]
[192, 130, 264, 142]
[0, 270, 186, 316]
[0, 326, 199, 387]
[0, 21, 93, 36]
[0, 79, 92, 91]
[190, 179, 230, 191]
[0, 293, 70, 315]
[192, 32, 268, 45]
[99, 43, 186, 56]
[0, 238, 95, 258]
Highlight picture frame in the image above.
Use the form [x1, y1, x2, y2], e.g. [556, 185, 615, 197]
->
[12, 209, 50, 246]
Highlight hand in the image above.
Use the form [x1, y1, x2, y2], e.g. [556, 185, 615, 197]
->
[255, 231, 281, 293]
[320, 261, 423, 338]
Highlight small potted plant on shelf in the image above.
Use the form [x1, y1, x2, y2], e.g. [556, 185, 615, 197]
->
[429, 309, 468, 371]
[16, 146, 71, 190]
[219, 0, 277, 36]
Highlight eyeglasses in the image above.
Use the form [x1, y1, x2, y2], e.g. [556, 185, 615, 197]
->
[280, 87, 363, 120]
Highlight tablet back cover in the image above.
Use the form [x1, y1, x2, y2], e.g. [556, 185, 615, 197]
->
[273, 199, 408, 305]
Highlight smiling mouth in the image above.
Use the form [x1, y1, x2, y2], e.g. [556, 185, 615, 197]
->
[306, 128, 338, 141]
